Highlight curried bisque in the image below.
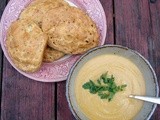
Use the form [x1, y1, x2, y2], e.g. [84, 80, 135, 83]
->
[75, 54, 146, 120]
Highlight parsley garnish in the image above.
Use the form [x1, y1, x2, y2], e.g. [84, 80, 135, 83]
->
[82, 72, 127, 102]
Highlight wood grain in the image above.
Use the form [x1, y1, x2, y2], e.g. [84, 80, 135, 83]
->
[0, 49, 3, 81]
[149, 1, 160, 119]
[100, 0, 114, 44]
[57, 82, 75, 120]
[0, 49, 3, 116]
[0, 0, 6, 18]
[115, 0, 151, 57]
[0, 0, 7, 117]
[114, 0, 157, 119]
[1, 58, 56, 120]
[56, 0, 114, 119]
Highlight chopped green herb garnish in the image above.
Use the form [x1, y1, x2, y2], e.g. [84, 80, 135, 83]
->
[82, 72, 127, 102]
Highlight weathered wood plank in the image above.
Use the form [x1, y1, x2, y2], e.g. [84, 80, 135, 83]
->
[100, 0, 114, 44]
[115, 0, 151, 58]
[57, 82, 75, 120]
[149, 1, 160, 120]
[0, 49, 2, 81]
[0, 0, 8, 117]
[0, 0, 7, 18]
[0, 49, 3, 116]
[1, 57, 56, 120]
[56, 0, 114, 119]
[0, 48, 3, 118]
[114, 0, 158, 119]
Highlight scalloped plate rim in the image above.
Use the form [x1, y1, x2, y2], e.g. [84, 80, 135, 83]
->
[0, 0, 107, 82]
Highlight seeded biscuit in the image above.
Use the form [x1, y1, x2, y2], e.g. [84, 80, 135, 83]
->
[43, 46, 65, 62]
[20, 0, 68, 27]
[42, 6, 99, 54]
[6, 19, 47, 72]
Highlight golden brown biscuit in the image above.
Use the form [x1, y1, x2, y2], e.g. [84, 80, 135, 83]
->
[6, 19, 47, 72]
[30, 0, 67, 5]
[42, 6, 99, 54]
[43, 46, 65, 62]
[20, 0, 68, 27]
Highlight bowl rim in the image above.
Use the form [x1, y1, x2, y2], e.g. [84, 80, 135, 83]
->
[66, 44, 159, 120]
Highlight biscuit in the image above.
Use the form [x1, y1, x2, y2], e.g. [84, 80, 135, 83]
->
[43, 46, 65, 62]
[42, 6, 99, 54]
[6, 19, 47, 72]
[20, 0, 68, 27]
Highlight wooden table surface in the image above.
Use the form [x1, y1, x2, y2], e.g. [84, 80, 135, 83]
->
[0, 0, 160, 120]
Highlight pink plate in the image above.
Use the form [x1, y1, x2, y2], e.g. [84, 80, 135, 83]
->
[0, 0, 107, 82]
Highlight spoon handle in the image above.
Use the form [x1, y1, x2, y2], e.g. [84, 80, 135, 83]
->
[129, 95, 160, 104]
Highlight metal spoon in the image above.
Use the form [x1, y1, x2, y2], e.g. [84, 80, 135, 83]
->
[129, 95, 160, 104]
